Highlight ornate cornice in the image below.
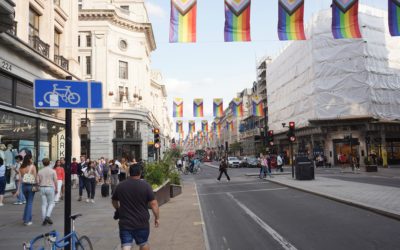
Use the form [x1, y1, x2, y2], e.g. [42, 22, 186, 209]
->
[79, 9, 156, 51]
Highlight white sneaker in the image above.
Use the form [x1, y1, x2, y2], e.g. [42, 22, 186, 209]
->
[86, 199, 90, 203]
[90, 199, 95, 203]
[24, 221, 32, 226]
[0, 203, 4, 207]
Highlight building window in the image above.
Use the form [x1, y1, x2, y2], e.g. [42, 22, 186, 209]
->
[126, 121, 135, 138]
[125, 87, 129, 101]
[16, 81, 34, 110]
[86, 35, 91, 47]
[120, 5, 129, 10]
[0, 73, 13, 105]
[119, 61, 128, 79]
[86, 56, 91, 75]
[119, 86, 124, 102]
[54, 0, 61, 7]
[54, 30, 61, 56]
[78, 35, 80, 47]
[116, 120, 123, 138]
[29, 8, 39, 36]
[78, 56, 80, 64]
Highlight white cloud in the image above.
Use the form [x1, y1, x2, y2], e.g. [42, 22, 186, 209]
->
[146, 2, 166, 19]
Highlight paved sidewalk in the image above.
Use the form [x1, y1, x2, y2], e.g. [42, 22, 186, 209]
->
[0, 181, 206, 250]
[266, 175, 400, 220]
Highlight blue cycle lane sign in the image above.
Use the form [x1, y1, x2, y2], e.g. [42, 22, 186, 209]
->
[34, 79, 103, 109]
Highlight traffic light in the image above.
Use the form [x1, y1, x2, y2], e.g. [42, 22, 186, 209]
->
[267, 130, 274, 146]
[153, 128, 160, 148]
[287, 121, 296, 142]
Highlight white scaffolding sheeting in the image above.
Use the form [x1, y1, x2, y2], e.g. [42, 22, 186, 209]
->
[267, 6, 400, 133]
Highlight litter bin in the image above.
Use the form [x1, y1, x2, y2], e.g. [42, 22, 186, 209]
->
[295, 156, 315, 180]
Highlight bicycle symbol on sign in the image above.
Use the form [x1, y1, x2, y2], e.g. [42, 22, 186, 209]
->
[42, 84, 81, 106]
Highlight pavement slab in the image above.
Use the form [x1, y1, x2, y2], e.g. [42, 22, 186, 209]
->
[0, 181, 206, 250]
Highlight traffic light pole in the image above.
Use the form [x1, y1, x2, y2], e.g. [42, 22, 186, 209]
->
[290, 141, 294, 179]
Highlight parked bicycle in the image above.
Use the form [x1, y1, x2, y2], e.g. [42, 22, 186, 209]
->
[43, 84, 81, 105]
[23, 214, 93, 250]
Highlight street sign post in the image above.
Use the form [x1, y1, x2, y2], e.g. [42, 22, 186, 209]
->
[34, 79, 102, 109]
[34, 78, 102, 250]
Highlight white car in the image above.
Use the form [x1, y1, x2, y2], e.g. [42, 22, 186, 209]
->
[228, 157, 241, 168]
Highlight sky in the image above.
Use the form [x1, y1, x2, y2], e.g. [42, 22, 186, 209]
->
[145, 0, 386, 134]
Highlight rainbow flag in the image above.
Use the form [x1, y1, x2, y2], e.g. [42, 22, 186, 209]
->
[389, 0, 400, 36]
[331, 0, 362, 39]
[216, 123, 222, 138]
[278, 0, 306, 40]
[224, 0, 251, 42]
[169, 0, 197, 43]
[176, 121, 183, 133]
[213, 98, 224, 117]
[231, 98, 244, 117]
[193, 98, 204, 117]
[189, 120, 195, 134]
[201, 120, 209, 132]
[173, 98, 183, 117]
[252, 96, 265, 117]
[226, 121, 234, 132]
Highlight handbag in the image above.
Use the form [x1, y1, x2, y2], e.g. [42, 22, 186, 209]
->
[22, 165, 36, 184]
[32, 184, 40, 192]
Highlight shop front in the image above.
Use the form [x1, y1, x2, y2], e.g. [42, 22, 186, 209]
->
[0, 70, 65, 191]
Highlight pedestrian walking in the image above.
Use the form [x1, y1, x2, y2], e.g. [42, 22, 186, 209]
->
[12, 155, 26, 205]
[112, 165, 159, 250]
[77, 156, 88, 202]
[110, 160, 119, 194]
[0, 158, 6, 206]
[71, 158, 78, 188]
[54, 160, 64, 203]
[15, 154, 37, 226]
[119, 158, 128, 181]
[277, 154, 284, 173]
[84, 161, 99, 203]
[217, 157, 230, 182]
[102, 158, 110, 183]
[37, 158, 58, 226]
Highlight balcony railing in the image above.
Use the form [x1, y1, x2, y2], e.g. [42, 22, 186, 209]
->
[29, 35, 50, 58]
[114, 130, 142, 140]
[5, 21, 17, 36]
[54, 55, 69, 70]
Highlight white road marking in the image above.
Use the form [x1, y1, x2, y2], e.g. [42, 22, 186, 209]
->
[195, 183, 211, 250]
[200, 181, 270, 187]
[227, 193, 298, 250]
[198, 188, 288, 196]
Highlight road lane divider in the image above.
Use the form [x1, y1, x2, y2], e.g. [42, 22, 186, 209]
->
[198, 188, 288, 196]
[227, 193, 298, 250]
[195, 183, 211, 250]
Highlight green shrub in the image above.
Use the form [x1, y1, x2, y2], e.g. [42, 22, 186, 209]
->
[144, 163, 165, 186]
[169, 171, 181, 185]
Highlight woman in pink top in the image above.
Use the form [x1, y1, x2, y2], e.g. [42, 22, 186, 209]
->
[54, 160, 65, 203]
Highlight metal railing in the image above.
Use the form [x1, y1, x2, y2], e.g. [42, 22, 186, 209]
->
[54, 55, 69, 70]
[29, 35, 50, 58]
[6, 21, 17, 36]
[114, 130, 142, 140]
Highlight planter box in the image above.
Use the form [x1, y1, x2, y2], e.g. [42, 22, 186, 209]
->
[170, 184, 182, 198]
[153, 180, 170, 206]
[365, 165, 378, 172]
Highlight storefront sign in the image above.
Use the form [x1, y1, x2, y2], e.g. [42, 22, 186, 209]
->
[0, 58, 13, 72]
[58, 132, 65, 159]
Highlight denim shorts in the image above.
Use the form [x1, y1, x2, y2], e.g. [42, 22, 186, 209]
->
[119, 228, 149, 247]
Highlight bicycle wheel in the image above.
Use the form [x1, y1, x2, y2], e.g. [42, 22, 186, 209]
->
[68, 92, 81, 105]
[75, 236, 93, 250]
